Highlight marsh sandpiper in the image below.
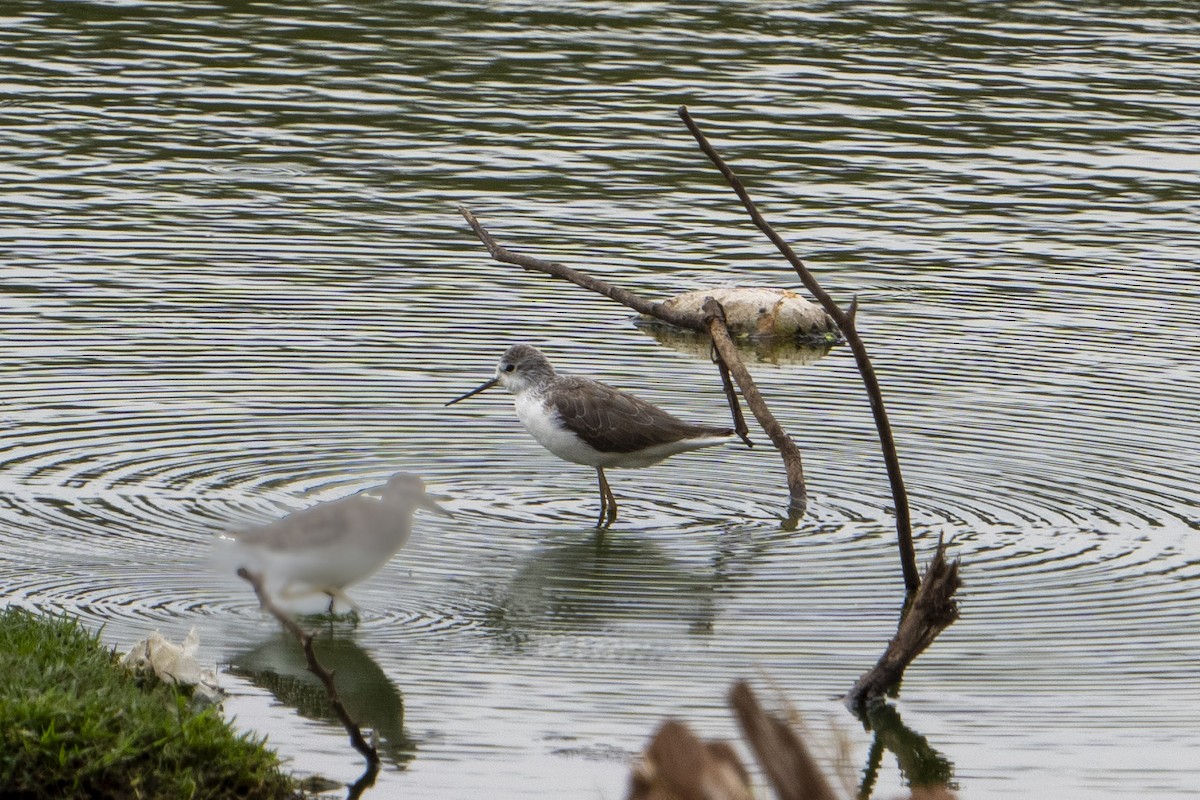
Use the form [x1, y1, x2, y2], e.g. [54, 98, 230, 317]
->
[446, 344, 735, 527]
[217, 473, 451, 614]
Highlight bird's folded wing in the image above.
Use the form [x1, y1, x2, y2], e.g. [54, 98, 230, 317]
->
[551, 377, 725, 453]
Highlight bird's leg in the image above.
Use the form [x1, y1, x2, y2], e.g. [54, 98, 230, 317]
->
[323, 587, 360, 617]
[595, 468, 607, 527]
[596, 467, 617, 528]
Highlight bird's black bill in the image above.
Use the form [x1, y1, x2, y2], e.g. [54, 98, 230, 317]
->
[445, 377, 498, 407]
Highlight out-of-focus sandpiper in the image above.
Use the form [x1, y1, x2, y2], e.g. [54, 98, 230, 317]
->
[218, 473, 451, 614]
[446, 344, 734, 527]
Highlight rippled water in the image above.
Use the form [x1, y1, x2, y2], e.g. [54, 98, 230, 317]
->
[2, 2, 1198, 797]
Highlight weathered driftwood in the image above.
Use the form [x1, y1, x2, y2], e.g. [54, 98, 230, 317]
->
[678, 105, 920, 598]
[651, 287, 837, 341]
[237, 568, 380, 789]
[630, 681, 957, 800]
[729, 681, 840, 800]
[628, 719, 754, 800]
[458, 205, 808, 520]
[845, 539, 961, 708]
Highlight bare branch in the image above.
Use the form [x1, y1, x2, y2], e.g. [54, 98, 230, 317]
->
[459, 205, 696, 328]
[844, 539, 962, 707]
[710, 342, 754, 448]
[237, 568, 381, 779]
[704, 298, 806, 520]
[678, 105, 919, 596]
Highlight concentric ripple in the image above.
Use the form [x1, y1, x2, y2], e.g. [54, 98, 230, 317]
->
[3, 1, 1200, 798]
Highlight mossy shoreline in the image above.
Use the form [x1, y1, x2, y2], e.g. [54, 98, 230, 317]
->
[0, 607, 297, 800]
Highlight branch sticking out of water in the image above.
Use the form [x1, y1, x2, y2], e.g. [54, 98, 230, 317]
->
[845, 538, 962, 709]
[676, 105, 920, 597]
[457, 204, 808, 524]
[704, 298, 806, 520]
[236, 568, 381, 787]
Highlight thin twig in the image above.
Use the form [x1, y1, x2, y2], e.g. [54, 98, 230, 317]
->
[459, 205, 697, 328]
[705, 298, 806, 520]
[678, 105, 919, 596]
[711, 342, 753, 448]
[237, 569, 381, 778]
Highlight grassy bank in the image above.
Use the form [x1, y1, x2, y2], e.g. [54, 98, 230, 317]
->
[0, 607, 296, 800]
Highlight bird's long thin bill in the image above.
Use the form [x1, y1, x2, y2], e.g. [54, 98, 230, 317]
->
[444, 377, 498, 406]
[421, 493, 454, 517]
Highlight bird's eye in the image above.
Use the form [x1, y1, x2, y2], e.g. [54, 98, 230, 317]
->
[504, 363, 516, 373]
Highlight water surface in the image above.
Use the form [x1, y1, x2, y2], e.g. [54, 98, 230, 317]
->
[2, 2, 1198, 797]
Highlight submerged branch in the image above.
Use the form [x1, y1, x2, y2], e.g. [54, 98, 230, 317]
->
[237, 568, 381, 782]
[677, 105, 919, 597]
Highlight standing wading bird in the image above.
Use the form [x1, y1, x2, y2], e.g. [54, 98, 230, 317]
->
[445, 344, 736, 527]
[215, 473, 451, 614]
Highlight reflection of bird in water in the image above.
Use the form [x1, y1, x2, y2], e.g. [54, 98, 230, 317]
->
[485, 533, 718, 645]
[446, 344, 736, 527]
[215, 473, 451, 614]
[228, 631, 415, 768]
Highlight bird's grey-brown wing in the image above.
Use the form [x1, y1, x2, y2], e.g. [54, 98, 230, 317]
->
[233, 496, 392, 551]
[549, 376, 731, 453]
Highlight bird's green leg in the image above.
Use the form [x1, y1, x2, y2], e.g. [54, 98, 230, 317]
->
[596, 468, 617, 529]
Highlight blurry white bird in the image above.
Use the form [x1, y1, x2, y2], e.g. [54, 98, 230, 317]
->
[216, 473, 451, 614]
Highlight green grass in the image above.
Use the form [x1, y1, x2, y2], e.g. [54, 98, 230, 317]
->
[0, 607, 297, 800]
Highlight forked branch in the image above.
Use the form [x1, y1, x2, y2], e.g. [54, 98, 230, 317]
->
[678, 105, 919, 596]
[845, 539, 961, 708]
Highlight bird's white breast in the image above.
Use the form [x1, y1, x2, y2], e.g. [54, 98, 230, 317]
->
[514, 390, 606, 466]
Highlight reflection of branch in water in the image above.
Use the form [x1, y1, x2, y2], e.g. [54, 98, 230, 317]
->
[237, 569, 380, 795]
[857, 702, 956, 798]
[228, 631, 415, 769]
[635, 318, 835, 367]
